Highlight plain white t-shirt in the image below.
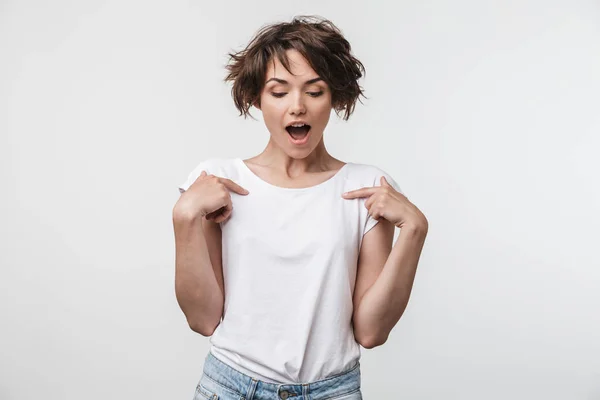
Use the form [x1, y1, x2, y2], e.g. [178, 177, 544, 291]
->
[178, 157, 403, 384]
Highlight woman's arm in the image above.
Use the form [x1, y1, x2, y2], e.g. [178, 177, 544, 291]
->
[352, 220, 427, 348]
[173, 208, 224, 336]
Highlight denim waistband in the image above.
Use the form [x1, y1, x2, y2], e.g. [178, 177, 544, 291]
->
[201, 351, 361, 399]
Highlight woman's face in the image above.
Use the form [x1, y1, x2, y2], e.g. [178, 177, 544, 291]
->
[257, 49, 332, 158]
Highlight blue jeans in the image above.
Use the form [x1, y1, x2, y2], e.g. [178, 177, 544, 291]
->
[194, 351, 363, 400]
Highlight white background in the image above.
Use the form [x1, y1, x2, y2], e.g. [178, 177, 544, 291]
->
[1, 1, 599, 399]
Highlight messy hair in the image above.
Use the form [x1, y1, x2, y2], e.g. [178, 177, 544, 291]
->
[224, 15, 366, 121]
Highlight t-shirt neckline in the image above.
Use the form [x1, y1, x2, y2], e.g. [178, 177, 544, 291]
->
[235, 158, 350, 192]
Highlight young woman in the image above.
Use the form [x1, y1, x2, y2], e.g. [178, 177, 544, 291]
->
[173, 15, 428, 400]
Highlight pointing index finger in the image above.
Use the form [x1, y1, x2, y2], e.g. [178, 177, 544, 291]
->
[220, 178, 250, 195]
[342, 186, 377, 199]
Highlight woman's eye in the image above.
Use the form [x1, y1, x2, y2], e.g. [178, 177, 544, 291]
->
[270, 91, 324, 98]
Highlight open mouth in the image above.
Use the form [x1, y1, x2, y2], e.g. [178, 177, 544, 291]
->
[286, 124, 311, 140]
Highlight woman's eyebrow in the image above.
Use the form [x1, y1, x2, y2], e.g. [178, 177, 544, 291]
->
[265, 77, 323, 85]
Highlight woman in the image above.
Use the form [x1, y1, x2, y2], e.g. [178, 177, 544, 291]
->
[173, 15, 428, 400]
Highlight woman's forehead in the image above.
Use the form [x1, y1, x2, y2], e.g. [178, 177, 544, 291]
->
[265, 50, 317, 82]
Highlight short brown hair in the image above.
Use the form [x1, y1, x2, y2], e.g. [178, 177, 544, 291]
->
[224, 15, 366, 121]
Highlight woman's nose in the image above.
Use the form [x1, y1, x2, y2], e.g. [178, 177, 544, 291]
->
[288, 93, 306, 115]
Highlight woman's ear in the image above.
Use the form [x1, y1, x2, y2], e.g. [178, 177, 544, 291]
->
[253, 99, 261, 110]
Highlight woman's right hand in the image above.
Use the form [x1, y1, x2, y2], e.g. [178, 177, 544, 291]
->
[178, 171, 249, 223]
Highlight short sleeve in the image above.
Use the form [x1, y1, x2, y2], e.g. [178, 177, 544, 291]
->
[177, 159, 212, 194]
[363, 169, 404, 235]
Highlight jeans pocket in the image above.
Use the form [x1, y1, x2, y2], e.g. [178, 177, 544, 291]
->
[194, 374, 219, 400]
[326, 388, 363, 400]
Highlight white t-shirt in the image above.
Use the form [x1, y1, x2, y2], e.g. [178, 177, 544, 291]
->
[178, 157, 403, 384]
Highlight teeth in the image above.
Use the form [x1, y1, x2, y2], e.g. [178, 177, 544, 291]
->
[290, 123, 306, 127]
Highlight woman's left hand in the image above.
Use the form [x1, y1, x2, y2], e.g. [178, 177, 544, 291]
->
[342, 176, 428, 230]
